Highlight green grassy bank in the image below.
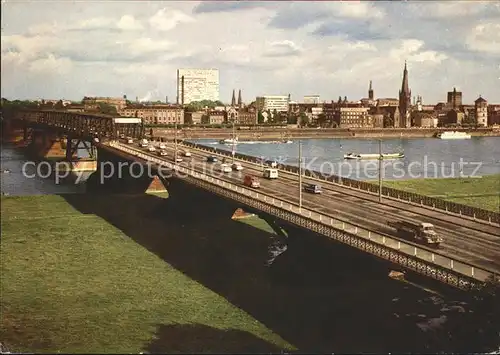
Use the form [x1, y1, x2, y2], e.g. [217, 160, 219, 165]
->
[381, 174, 500, 212]
[0, 195, 292, 353]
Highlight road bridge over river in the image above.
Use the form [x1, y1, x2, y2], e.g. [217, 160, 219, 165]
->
[3, 109, 499, 289]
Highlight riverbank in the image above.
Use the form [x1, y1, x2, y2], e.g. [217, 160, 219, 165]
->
[152, 127, 500, 140]
[381, 174, 500, 212]
[0, 194, 292, 353]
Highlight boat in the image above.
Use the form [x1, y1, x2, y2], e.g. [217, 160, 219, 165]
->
[437, 131, 471, 139]
[343, 152, 405, 160]
[282, 140, 293, 144]
[219, 137, 238, 144]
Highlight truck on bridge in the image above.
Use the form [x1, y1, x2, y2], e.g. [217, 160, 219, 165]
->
[387, 220, 443, 247]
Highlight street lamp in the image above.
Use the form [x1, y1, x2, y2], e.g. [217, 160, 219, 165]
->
[174, 117, 178, 163]
[378, 139, 383, 202]
[299, 140, 303, 211]
[231, 115, 236, 163]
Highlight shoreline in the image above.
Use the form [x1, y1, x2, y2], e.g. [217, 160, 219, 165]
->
[152, 127, 500, 140]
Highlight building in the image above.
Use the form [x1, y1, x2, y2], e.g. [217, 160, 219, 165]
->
[119, 104, 184, 125]
[447, 87, 463, 109]
[176, 68, 219, 105]
[336, 107, 371, 128]
[82, 97, 127, 111]
[475, 96, 488, 127]
[360, 81, 377, 107]
[413, 112, 438, 128]
[255, 95, 290, 112]
[376, 98, 399, 107]
[488, 104, 500, 126]
[202, 110, 225, 125]
[443, 109, 464, 126]
[398, 61, 412, 128]
[303, 95, 320, 104]
[184, 111, 204, 125]
[237, 106, 257, 125]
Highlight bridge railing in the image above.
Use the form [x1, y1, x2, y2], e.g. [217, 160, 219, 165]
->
[108, 141, 497, 289]
[174, 140, 500, 225]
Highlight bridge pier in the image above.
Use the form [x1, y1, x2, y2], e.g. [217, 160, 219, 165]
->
[85, 146, 169, 194]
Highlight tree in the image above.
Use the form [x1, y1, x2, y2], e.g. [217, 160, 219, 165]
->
[257, 110, 265, 124]
[317, 113, 327, 127]
[299, 112, 309, 127]
[287, 113, 298, 124]
[98, 103, 117, 115]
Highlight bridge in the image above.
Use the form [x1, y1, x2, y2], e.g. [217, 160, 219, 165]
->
[1, 108, 143, 163]
[3, 109, 500, 290]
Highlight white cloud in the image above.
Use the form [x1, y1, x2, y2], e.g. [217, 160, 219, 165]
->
[466, 23, 500, 54]
[408, 2, 491, 18]
[0, 2, 498, 103]
[333, 2, 385, 19]
[28, 54, 73, 74]
[148, 8, 194, 31]
[117, 15, 143, 31]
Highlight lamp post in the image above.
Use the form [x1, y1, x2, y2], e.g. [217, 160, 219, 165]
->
[231, 115, 236, 163]
[299, 140, 303, 211]
[378, 139, 382, 202]
[174, 117, 178, 163]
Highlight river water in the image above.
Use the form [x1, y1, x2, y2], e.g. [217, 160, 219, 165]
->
[0, 144, 89, 195]
[190, 137, 500, 180]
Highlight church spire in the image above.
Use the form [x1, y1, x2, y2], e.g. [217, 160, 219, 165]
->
[398, 61, 412, 128]
[231, 89, 236, 106]
[368, 80, 374, 100]
[237, 89, 242, 107]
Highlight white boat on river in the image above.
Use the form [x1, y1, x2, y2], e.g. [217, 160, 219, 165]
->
[344, 152, 405, 160]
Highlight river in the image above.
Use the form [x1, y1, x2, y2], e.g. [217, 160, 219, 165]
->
[189, 136, 500, 180]
[0, 144, 89, 195]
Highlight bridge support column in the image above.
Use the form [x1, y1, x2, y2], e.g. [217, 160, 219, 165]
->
[85, 146, 170, 194]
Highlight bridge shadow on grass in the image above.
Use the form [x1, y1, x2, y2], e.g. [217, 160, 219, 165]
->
[62, 178, 458, 353]
[145, 323, 285, 354]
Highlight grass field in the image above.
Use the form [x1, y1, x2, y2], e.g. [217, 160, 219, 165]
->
[0, 195, 293, 354]
[382, 174, 500, 212]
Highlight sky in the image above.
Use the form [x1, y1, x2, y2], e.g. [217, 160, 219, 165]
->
[1, 1, 500, 105]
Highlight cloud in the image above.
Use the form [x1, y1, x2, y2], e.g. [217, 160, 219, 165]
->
[263, 40, 302, 57]
[0, 2, 499, 104]
[28, 54, 73, 74]
[193, 1, 268, 14]
[117, 15, 143, 31]
[466, 23, 500, 55]
[148, 8, 194, 31]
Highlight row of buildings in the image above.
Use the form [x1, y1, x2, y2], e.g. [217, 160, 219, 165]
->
[36, 64, 499, 128]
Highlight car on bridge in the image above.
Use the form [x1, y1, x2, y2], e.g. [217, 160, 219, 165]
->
[207, 156, 218, 163]
[303, 183, 322, 194]
[159, 143, 166, 150]
[232, 162, 243, 171]
[183, 150, 192, 157]
[244, 175, 260, 188]
[158, 150, 168, 156]
[263, 168, 279, 179]
[174, 157, 183, 163]
[147, 146, 156, 152]
[219, 163, 232, 173]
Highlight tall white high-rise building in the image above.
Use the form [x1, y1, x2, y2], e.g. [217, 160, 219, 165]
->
[255, 95, 290, 112]
[176, 68, 219, 105]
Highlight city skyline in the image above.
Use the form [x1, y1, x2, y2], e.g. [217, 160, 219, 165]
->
[1, 1, 499, 103]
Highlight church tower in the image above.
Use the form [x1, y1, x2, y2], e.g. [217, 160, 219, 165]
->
[398, 61, 412, 128]
[368, 80, 374, 100]
[237, 89, 242, 108]
[231, 89, 236, 107]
